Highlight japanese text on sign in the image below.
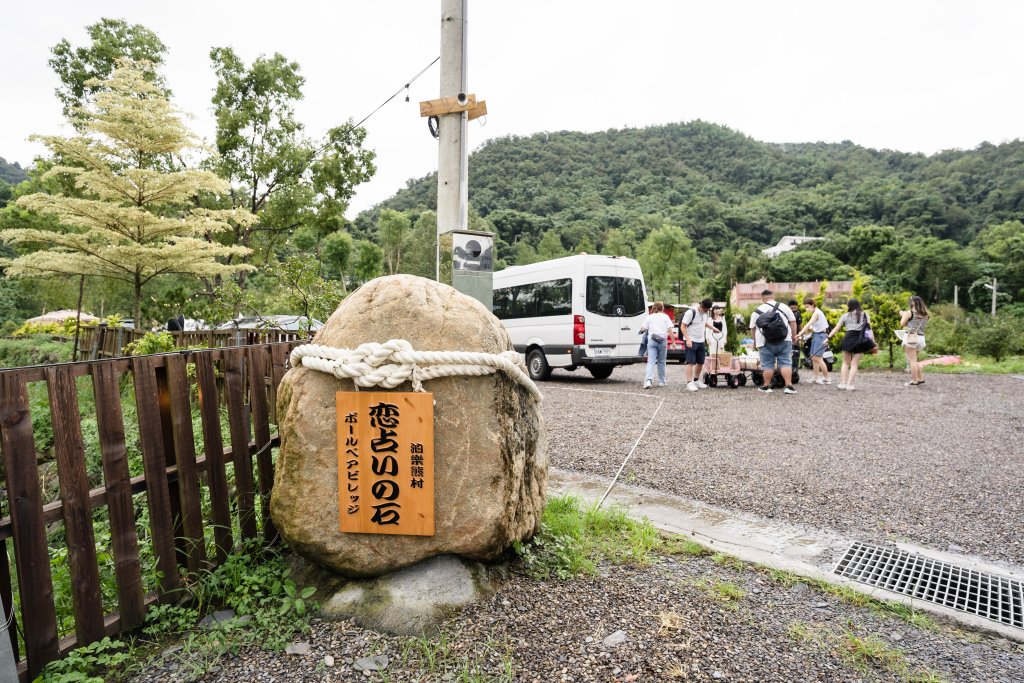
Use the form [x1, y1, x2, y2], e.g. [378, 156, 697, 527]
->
[336, 392, 434, 536]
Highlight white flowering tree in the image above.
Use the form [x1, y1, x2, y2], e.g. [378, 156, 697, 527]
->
[1, 60, 255, 326]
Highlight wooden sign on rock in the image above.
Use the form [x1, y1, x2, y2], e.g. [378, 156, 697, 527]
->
[337, 392, 434, 536]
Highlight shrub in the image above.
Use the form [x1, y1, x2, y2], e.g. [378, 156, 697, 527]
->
[123, 331, 175, 356]
[967, 315, 1024, 362]
[0, 335, 72, 368]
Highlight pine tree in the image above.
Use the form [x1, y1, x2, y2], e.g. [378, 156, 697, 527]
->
[1, 60, 254, 325]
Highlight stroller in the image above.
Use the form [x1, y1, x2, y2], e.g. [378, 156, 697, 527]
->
[800, 335, 835, 371]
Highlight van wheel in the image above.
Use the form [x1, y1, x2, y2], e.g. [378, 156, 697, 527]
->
[526, 349, 551, 381]
[588, 366, 613, 380]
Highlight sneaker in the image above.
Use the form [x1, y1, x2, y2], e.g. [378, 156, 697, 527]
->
[757, 386, 773, 393]
[686, 381, 699, 392]
[837, 383, 847, 389]
[695, 381, 708, 389]
[845, 385, 855, 391]
[783, 386, 797, 394]
[658, 381, 666, 387]
[643, 380, 652, 389]
[822, 378, 832, 385]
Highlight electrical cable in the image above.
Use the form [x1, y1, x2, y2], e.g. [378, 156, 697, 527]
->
[352, 56, 440, 130]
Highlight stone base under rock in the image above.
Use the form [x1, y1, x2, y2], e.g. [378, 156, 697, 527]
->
[312, 555, 499, 636]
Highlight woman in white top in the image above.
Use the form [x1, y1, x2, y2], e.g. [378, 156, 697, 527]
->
[639, 301, 674, 389]
[899, 295, 930, 386]
[701, 305, 728, 381]
[797, 297, 831, 385]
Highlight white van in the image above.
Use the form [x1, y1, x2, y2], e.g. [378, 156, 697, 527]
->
[492, 254, 648, 380]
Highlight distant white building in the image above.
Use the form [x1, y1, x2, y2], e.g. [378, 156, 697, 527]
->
[762, 235, 824, 259]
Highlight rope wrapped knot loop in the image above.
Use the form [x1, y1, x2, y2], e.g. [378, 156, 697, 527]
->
[289, 339, 543, 403]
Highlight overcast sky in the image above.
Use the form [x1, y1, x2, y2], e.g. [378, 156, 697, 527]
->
[2, 1, 1022, 217]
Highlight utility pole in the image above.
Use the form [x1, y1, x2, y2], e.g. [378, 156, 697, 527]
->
[982, 276, 998, 316]
[436, 0, 469, 280]
[953, 284, 958, 308]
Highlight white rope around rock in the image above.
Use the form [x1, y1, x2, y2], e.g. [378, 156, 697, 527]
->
[289, 339, 543, 403]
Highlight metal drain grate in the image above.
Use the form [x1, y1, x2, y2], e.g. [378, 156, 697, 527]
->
[835, 542, 1023, 629]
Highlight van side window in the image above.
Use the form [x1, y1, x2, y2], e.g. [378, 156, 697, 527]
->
[586, 277, 646, 317]
[494, 278, 572, 319]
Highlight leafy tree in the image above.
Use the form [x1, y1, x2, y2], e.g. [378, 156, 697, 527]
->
[401, 211, 437, 279]
[513, 241, 540, 266]
[574, 235, 596, 254]
[209, 47, 375, 286]
[273, 255, 343, 330]
[352, 240, 383, 284]
[536, 230, 567, 260]
[866, 291, 909, 368]
[602, 228, 635, 257]
[636, 224, 698, 301]
[868, 236, 979, 304]
[768, 249, 851, 283]
[378, 209, 410, 275]
[49, 18, 168, 127]
[845, 224, 899, 267]
[1, 61, 254, 325]
[321, 230, 354, 288]
[973, 220, 1024, 301]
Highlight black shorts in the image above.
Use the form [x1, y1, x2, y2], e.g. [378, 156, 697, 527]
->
[684, 342, 706, 365]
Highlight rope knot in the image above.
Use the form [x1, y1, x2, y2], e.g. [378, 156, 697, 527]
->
[289, 338, 542, 403]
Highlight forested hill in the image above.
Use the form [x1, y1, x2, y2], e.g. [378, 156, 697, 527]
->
[358, 121, 1024, 258]
[0, 156, 28, 185]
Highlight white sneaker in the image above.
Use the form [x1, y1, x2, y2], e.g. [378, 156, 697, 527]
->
[822, 378, 832, 385]
[686, 381, 699, 392]
[814, 378, 825, 385]
[783, 386, 797, 394]
[644, 380, 652, 389]
[837, 383, 847, 389]
[845, 385, 855, 391]
[658, 381, 666, 387]
[757, 386, 773, 393]
[695, 381, 708, 389]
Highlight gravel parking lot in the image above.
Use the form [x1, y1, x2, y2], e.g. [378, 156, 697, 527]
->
[541, 364, 1024, 568]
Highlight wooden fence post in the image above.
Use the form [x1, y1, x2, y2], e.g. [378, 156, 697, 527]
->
[164, 354, 207, 573]
[44, 366, 105, 647]
[223, 349, 257, 540]
[0, 373, 59, 678]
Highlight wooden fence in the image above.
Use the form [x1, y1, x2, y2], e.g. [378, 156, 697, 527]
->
[0, 341, 301, 680]
[76, 325, 307, 360]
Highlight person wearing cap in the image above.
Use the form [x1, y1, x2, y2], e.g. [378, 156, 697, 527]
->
[749, 289, 798, 394]
[678, 298, 717, 392]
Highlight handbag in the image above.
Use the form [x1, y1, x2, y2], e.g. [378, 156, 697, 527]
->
[650, 333, 666, 343]
[905, 331, 920, 345]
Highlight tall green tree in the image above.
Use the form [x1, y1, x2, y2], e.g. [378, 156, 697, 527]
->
[536, 230, 567, 260]
[602, 228, 636, 257]
[973, 220, 1024, 301]
[768, 249, 851, 283]
[868, 236, 979, 303]
[636, 224, 698, 301]
[321, 230, 354, 289]
[209, 47, 375, 286]
[401, 211, 437, 279]
[49, 18, 168, 127]
[352, 240, 383, 284]
[377, 209, 411, 275]
[1, 61, 254, 325]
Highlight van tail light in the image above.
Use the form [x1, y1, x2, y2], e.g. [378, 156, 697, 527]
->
[573, 315, 585, 344]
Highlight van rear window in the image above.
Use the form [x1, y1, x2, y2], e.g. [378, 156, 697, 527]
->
[586, 277, 646, 317]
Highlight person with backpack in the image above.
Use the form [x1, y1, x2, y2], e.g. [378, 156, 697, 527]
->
[678, 298, 717, 391]
[827, 298, 874, 391]
[797, 297, 832, 385]
[749, 289, 798, 394]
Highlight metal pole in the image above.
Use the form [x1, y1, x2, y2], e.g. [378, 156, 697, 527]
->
[436, 0, 469, 280]
[991, 277, 997, 317]
[953, 284, 958, 308]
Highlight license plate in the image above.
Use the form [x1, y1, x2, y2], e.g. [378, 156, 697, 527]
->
[592, 347, 612, 357]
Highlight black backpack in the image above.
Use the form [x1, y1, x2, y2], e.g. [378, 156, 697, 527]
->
[756, 303, 789, 343]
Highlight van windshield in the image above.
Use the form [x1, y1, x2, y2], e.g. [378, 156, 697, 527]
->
[586, 276, 646, 317]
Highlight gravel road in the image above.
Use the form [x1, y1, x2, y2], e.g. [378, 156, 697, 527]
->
[140, 554, 1024, 682]
[540, 365, 1024, 568]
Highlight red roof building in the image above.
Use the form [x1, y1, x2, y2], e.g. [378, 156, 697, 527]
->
[729, 279, 854, 308]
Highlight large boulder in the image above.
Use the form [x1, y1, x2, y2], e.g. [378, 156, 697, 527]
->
[271, 275, 547, 577]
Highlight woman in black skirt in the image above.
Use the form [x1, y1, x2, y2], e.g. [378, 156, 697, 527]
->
[827, 298, 874, 391]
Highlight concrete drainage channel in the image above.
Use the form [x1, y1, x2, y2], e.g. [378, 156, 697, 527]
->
[548, 467, 1024, 643]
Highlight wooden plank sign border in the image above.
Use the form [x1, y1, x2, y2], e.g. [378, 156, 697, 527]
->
[336, 392, 434, 537]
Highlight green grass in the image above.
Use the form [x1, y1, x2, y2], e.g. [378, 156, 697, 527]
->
[693, 578, 746, 606]
[513, 494, 662, 580]
[662, 537, 713, 558]
[839, 630, 906, 673]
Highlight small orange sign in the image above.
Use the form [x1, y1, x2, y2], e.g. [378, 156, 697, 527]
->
[336, 392, 435, 536]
